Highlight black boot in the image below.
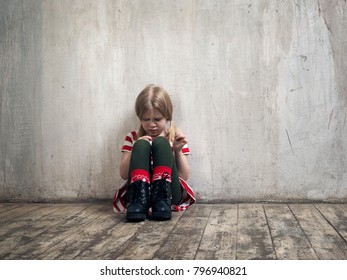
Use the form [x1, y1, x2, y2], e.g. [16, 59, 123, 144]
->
[126, 180, 150, 222]
[150, 173, 172, 220]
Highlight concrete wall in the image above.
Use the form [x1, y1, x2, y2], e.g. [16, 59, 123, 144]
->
[1, 0, 346, 202]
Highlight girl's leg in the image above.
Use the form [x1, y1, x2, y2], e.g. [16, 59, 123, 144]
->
[126, 140, 151, 222]
[151, 136, 181, 203]
[151, 137, 181, 220]
[170, 161, 181, 205]
[128, 140, 151, 184]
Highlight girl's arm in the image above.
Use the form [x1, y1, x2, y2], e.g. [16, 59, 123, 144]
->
[173, 132, 190, 181]
[119, 136, 152, 180]
[119, 152, 131, 180]
[174, 151, 190, 181]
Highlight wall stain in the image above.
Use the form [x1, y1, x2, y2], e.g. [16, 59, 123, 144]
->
[285, 129, 294, 155]
[328, 108, 334, 130]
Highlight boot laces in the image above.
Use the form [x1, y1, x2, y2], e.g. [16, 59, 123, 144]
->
[162, 172, 170, 182]
[129, 181, 147, 203]
[152, 172, 171, 200]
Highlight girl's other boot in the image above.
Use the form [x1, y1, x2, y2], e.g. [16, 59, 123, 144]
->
[126, 180, 150, 222]
[150, 173, 172, 220]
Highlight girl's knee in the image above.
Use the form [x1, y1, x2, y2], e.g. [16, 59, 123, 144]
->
[152, 136, 169, 147]
[152, 137, 172, 158]
[133, 139, 151, 151]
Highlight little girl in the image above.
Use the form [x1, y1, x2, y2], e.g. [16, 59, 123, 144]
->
[113, 84, 195, 221]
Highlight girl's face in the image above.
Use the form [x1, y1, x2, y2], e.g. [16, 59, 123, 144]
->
[141, 109, 167, 138]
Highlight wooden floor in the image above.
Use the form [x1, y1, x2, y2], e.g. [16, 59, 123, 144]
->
[0, 202, 346, 260]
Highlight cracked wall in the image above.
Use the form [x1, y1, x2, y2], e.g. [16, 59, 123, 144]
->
[1, 0, 346, 202]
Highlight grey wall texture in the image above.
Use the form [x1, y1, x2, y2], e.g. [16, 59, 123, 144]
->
[1, 0, 346, 202]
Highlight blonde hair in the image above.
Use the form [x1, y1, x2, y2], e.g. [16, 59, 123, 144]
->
[135, 84, 177, 142]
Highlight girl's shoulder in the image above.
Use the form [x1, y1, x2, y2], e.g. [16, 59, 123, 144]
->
[121, 130, 138, 152]
[126, 130, 138, 141]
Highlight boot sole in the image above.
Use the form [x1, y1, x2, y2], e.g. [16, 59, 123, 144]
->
[151, 212, 172, 221]
[126, 213, 146, 222]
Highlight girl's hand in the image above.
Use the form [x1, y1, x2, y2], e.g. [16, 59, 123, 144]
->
[173, 132, 188, 153]
[137, 135, 153, 142]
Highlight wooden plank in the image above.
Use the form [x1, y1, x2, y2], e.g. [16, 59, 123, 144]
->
[115, 212, 183, 260]
[289, 204, 347, 259]
[0, 203, 104, 259]
[339, 204, 347, 211]
[0, 204, 92, 242]
[75, 214, 145, 259]
[76, 211, 186, 260]
[236, 204, 275, 259]
[36, 204, 112, 259]
[152, 204, 212, 260]
[314, 204, 347, 242]
[195, 204, 238, 259]
[0, 204, 65, 237]
[0, 203, 22, 213]
[0, 203, 94, 258]
[42, 208, 118, 259]
[0, 203, 44, 222]
[264, 204, 318, 259]
[1, 203, 344, 260]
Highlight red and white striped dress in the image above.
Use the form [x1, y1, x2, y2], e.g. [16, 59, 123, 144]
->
[113, 131, 196, 213]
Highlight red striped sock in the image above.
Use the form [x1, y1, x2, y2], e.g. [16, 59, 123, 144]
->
[130, 169, 150, 184]
[152, 166, 172, 182]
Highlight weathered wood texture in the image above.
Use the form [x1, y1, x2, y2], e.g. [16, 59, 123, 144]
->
[0, 203, 346, 260]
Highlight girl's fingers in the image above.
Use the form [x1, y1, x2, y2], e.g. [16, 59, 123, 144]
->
[175, 132, 187, 142]
[138, 136, 152, 142]
[174, 132, 188, 151]
[178, 137, 188, 144]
